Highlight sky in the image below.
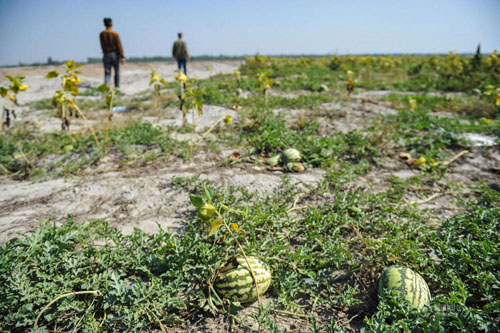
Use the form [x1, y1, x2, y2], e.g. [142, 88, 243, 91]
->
[0, 0, 499, 66]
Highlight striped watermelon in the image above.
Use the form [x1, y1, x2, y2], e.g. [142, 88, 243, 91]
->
[215, 256, 271, 303]
[378, 265, 431, 310]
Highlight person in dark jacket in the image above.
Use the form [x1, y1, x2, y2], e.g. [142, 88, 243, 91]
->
[172, 32, 190, 75]
[100, 18, 125, 87]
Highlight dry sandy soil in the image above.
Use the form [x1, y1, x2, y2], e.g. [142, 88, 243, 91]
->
[1, 61, 499, 247]
[0, 60, 241, 103]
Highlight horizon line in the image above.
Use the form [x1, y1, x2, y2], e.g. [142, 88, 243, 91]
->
[2, 51, 496, 68]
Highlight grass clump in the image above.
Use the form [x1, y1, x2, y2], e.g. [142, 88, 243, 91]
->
[239, 109, 379, 169]
[0, 123, 192, 178]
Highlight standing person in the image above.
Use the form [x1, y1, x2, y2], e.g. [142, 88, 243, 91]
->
[99, 18, 125, 88]
[172, 32, 190, 75]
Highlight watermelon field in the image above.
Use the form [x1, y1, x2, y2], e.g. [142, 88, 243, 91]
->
[1, 54, 499, 331]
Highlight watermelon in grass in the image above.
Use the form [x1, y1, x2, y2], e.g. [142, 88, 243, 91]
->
[378, 265, 431, 310]
[215, 257, 271, 303]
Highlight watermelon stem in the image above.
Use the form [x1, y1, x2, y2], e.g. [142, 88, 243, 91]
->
[34, 290, 101, 332]
[248, 305, 309, 319]
[207, 284, 225, 313]
[234, 234, 262, 306]
[190, 115, 226, 155]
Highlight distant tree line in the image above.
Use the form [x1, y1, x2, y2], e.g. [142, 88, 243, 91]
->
[0, 52, 486, 68]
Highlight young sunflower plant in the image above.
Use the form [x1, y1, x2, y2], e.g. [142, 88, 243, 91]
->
[256, 71, 273, 98]
[233, 70, 244, 110]
[346, 70, 356, 96]
[184, 79, 205, 124]
[46, 60, 100, 146]
[175, 70, 189, 124]
[0, 75, 28, 129]
[149, 69, 168, 110]
[97, 83, 119, 120]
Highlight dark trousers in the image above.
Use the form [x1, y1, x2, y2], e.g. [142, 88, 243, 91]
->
[176, 58, 187, 75]
[103, 51, 120, 87]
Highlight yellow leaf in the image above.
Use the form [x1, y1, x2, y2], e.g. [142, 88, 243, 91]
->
[409, 98, 417, 110]
[19, 84, 28, 91]
[0, 87, 8, 97]
[65, 60, 75, 68]
[209, 219, 222, 237]
[175, 72, 188, 83]
[199, 203, 216, 220]
[7, 95, 17, 104]
[70, 84, 79, 96]
[413, 156, 427, 167]
[202, 203, 216, 211]
[150, 74, 160, 85]
[228, 208, 246, 216]
[230, 223, 244, 232]
[53, 90, 65, 104]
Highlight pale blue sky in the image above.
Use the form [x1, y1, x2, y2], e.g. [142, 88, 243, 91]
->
[0, 0, 499, 66]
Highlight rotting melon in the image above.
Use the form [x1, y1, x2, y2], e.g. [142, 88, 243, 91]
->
[215, 256, 271, 303]
[378, 265, 431, 310]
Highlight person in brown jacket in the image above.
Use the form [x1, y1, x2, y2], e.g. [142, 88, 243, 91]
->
[100, 18, 124, 88]
[172, 32, 190, 75]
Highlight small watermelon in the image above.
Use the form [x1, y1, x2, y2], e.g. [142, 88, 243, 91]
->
[215, 256, 271, 303]
[281, 148, 301, 163]
[378, 265, 431, 310]
[285, 162, 305, 172]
